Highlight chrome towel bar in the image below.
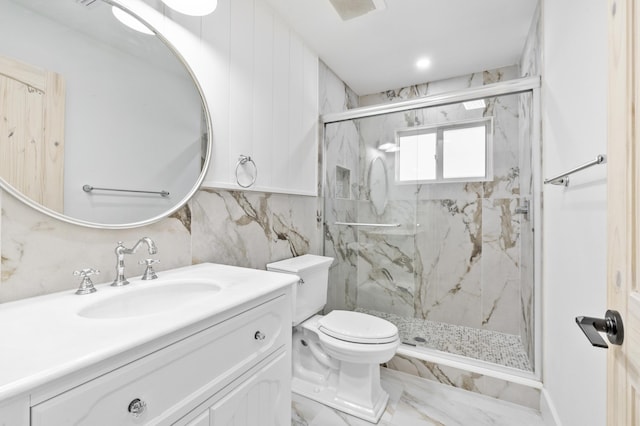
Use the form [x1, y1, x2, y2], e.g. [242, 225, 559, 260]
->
[334, 222, 401, 228]
[544, 154, 606, 187]
[83, 185, 169, 197]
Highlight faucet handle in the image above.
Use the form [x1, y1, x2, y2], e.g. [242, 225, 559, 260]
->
[73, 268, 100, 295]
[139, 259, 159, 280]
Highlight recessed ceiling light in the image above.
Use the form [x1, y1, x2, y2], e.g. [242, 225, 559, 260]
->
[111, 7, 154, 35]
[463, 99, 486, 110]
[416, 58, 431, 70]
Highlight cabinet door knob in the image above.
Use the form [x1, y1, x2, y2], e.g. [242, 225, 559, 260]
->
[254, 331, 266, 341]
[128, 398, 147, 418]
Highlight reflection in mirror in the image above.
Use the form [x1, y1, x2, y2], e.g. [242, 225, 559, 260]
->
[0, 0, 208, 227]
[367, 156, 388, 216]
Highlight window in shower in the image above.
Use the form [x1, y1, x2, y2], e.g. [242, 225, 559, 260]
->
[395, 117, 493, 183]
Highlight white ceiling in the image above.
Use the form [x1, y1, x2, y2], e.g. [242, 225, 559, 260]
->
[263, 0, 539, 96]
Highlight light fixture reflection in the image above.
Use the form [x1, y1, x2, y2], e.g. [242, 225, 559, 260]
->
[112, 6, 154, 35]
[378, 142, 399, 153]
[415, 57, 431, 71]
[161, 0, 218, 16]
[463, 99, 486, 110]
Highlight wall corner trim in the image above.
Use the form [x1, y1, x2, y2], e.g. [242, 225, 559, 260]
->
[540, 388, 563, 426]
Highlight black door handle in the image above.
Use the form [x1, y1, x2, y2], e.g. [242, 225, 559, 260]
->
[575, 310, 624, 348]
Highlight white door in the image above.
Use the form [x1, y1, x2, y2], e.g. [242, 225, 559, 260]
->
[607, 0, 640, 424]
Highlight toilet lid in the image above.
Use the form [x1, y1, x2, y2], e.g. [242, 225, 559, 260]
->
[318, 311, 398, 344]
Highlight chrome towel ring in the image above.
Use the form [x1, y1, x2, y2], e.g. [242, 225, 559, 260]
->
[235, 155, 257, 188]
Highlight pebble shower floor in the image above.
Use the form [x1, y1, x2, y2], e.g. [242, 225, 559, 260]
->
[358, 309, 532, 371]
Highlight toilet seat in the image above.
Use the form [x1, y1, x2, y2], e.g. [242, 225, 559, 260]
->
[318, 310, 398, 344]
[317, 328, 399, 364]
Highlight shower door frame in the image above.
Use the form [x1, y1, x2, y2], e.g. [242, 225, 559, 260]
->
[320, 76, 543, 385]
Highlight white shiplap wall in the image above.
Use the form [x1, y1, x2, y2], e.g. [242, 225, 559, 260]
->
[200, 0, 319, 196]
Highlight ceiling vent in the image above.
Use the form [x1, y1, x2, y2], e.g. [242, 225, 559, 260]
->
[329, 0, 386, 21]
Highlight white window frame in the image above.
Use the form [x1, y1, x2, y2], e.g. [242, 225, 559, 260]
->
[394, 117, 494, 184]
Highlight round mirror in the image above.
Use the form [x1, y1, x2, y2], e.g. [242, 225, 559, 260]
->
[367, 156, 388, 216]
[0, 0, 211, 228]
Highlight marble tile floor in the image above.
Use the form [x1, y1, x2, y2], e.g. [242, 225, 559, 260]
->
[291, 368, 545, 426]
[357, 309, 532, 371]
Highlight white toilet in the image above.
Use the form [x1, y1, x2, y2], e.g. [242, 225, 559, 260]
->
[267, 254, 400, 423]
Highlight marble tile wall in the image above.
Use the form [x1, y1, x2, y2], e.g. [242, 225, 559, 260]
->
[190, 189, 319, 269]
[325, 65, 534, 337]
[518, 1, 541, 368]
[0, 188, 320, 303]
[320, 61, 362, 312]
[385, 355, 540, 410]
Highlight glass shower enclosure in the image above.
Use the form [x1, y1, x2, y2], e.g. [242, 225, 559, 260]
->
[322, 79, 540, 375]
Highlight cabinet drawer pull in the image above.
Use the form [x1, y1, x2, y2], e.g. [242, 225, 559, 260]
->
[254, 331, 266, 341]
[128, 398, 147, 418]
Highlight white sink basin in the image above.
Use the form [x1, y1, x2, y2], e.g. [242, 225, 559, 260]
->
[78, 280, 221, 319]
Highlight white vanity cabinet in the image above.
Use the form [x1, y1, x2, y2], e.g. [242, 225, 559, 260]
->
[180, 350, 289, 426]
[12, 284, 293, 426]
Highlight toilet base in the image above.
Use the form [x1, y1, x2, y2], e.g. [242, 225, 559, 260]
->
[292, 375, 389, 423]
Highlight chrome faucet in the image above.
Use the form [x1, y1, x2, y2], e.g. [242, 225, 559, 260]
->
[112, 237, 158, 286]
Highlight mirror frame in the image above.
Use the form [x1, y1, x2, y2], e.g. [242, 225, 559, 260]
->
[0, 0, 212, 229]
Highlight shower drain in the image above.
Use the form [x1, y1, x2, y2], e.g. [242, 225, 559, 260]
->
[413, 336, 426, 343]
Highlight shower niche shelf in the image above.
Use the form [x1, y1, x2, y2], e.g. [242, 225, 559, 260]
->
[335, 166, 351, 199]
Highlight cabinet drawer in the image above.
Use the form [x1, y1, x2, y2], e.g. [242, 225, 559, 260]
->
[31, 295, 289, 426]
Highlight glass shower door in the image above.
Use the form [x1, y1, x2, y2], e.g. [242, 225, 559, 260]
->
[323, 90, 535, 373]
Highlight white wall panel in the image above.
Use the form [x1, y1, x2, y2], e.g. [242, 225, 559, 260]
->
[228, 0, 254, 182]
[201, 0, 318, 196]
[299, 45, 319, 193]
[252, 0, 274, 188]
[287, 33, 304, 192]
[271, 13, 292, 190]
[542, 0, 607, 425]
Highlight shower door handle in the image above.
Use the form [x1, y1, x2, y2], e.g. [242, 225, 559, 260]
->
[575, 310, 624, 348]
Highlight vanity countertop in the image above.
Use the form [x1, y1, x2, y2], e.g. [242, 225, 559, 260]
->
[0, 263, 297, 402]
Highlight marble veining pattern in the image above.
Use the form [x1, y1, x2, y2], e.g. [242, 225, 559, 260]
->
[0, 190, 193, 302]
[190, 189, 319, 270]
[0, 186, 320, 302]
[292, 368, 544, 425]
[323, 63, 536, 371]
[385, 354, 540, 409]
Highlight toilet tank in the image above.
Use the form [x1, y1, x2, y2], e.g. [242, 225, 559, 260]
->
[266, 254, 334, 326]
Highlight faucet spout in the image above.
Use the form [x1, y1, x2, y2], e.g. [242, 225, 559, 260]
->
[112, 237, 158, 286]
[131, 237, 158, 255]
